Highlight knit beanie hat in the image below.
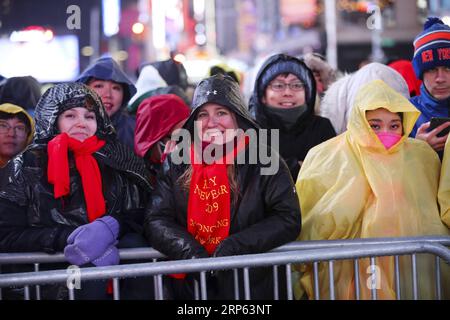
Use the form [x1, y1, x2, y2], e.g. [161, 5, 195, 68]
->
[258, 60, 307, 99]
[412, 17, 450, 79]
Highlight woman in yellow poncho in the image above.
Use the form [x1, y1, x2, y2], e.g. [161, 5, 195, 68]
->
[295, 80, 450, 300]
[439, 137, 450, 228]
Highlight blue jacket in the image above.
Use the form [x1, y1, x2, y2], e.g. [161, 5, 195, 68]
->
[77, 57, 137, 150]
[410, 84, 450, 137]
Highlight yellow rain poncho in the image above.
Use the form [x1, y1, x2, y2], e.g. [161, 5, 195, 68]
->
[439, 137, 450, 228]
[295, 80, 450, 300]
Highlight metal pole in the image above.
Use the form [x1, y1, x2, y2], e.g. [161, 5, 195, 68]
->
[325, 0, 338, 69]
[90, 6, 100, 62]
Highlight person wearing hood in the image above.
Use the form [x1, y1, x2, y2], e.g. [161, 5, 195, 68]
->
[320, 62, 411, 135]
[295, 80, 450, 300]
[0, 76, 42, 117]
[410, 17, 450, 157]
[148, 58, 189, 92]
[144, 74, 301, 299]
[76, 56, 137, 150]
[127, 64, 190, 115]
[301, 52, 339, 115]
[134, 94, 190, 183]
[388, 59, 422, 97]
[0, 83, 153, 299]
[0, 103, 34, 168]
[249, 53, 336, 180]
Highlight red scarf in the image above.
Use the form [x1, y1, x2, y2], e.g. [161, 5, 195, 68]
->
[47, 133, 106, 222]
[169, 136, 249, 280]
[188, 135, 249, 253]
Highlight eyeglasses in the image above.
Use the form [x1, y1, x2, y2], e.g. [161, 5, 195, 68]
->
[0, 122, 28, 137]
[268, 82, 305, 92]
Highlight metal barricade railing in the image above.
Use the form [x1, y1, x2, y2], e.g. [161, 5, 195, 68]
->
[0, 236, 449, 300]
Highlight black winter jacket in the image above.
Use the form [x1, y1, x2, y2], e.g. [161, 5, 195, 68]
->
[144, 74, 301, 299]
[0, 83, 151, 253]
[0, 145, 149, 253]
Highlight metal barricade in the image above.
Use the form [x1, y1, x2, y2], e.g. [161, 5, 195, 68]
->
[0, 236, 449, 300]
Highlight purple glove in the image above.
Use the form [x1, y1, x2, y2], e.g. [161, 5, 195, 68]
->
[92, 245, 120, 267]
[64, 216, 119, 266]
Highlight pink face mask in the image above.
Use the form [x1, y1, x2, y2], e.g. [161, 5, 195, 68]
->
[376, 132, 402, 149]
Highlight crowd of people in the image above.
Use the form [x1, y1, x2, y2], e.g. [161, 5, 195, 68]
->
[0, 17, 449, 300]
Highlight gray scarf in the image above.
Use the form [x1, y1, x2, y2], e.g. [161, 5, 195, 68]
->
[265, 104, 308, 131]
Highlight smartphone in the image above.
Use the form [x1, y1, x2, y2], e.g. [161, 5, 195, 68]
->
[429, 117, 450, 137]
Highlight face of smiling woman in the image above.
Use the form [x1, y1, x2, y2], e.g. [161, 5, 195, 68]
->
[88, 79, 124, 117]
[195, 103, 238, 145]
[57, 107, 98, 142]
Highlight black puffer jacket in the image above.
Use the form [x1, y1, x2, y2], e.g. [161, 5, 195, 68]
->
[144, 74, 301, 299]
[249, 54, 336, 180]
[0, 83, 151, 253]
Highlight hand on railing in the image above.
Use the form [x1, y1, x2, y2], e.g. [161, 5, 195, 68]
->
[91, 245, 120, 267]
[64, 216, 119, 266]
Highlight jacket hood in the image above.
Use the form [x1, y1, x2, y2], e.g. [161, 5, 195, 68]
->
[388, 60, 422, 97]
[347, 79, 420, 153]
[320, 62, 410, 134]
[135, 94, 190, 158]
[127, 85, 190, 114]
[76, 57, 137, 105]
[184, 74, 259, 136]
[149, 59, 188, 90]
[0, 76, 41, 112]
[34, 82, 116, 143]
[301, 52, 337, 90]
[0, 103, 35, 144]
[249, 53, 316, 128]
[128, 64, 167, 108]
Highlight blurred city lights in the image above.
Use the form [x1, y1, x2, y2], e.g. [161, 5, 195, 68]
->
[132, 22, 145, 34]
[152, 0, 166, 49]
[114, 50, 129, 61]
[442, 16, 450, 26]
[81, 46, 94, 57]
[102, 0, 121, 37]
[10, 27, 54, 42]
[195, 34, 207, 45]
[173, 53, 186, 64]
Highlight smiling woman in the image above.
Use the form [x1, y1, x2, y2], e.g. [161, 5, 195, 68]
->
[56, 107, 97, 142]
[76, 57, 137, 150]
[0, 83, 154, 300]
[144, 74, 301, 300]
[196, 103, 238, 144]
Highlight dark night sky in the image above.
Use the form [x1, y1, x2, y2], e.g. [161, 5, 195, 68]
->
[0, 0, 99, 33]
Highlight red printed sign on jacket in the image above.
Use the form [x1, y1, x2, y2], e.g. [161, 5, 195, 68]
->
[187, 159, 231, 255]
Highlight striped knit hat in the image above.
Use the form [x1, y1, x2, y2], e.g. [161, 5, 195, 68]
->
[412, 17, 450, 79]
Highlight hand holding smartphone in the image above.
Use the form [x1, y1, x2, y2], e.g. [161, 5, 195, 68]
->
[429, 117, 450, 137]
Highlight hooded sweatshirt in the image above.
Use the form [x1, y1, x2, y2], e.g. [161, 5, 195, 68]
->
[296, 80, 450, 300]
